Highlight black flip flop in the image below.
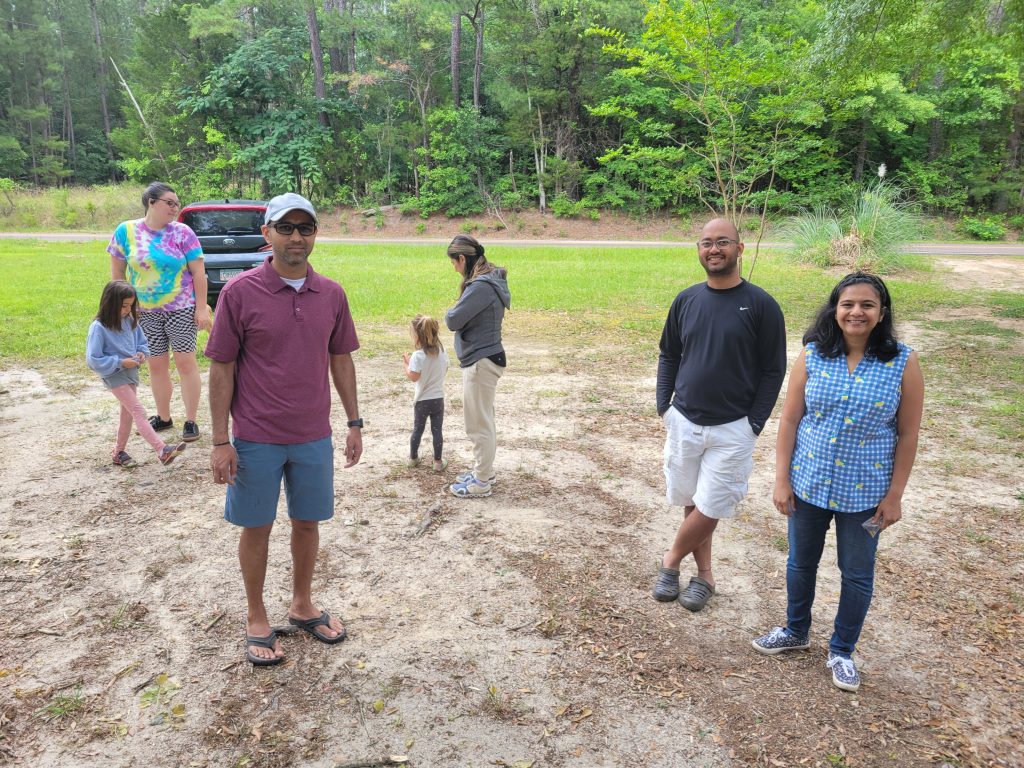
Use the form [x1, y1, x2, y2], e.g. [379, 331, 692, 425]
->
[288, 610, 347, 645]
[245, 631, 283, 666]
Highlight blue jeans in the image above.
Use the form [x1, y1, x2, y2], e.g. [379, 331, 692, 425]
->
[785, 498, 879, 657]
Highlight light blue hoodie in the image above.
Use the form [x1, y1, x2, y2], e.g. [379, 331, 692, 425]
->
[85, 317, 150, 387]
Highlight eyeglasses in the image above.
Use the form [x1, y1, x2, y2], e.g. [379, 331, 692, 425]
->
[155, 198, 180, 209]
[697, 238, 738, 250]
[269, 222, 318, 236]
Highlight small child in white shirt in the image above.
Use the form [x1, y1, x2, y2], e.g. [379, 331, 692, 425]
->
[402, 314, 450, 471]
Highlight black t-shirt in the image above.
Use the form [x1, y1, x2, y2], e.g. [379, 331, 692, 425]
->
[656, 280, 787, 434]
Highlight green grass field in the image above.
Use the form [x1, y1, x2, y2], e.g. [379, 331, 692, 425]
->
[2, 238, 1020, 441]
[0, 240, 966, 360]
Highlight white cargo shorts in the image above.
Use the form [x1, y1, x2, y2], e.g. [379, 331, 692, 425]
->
[662, 407, 757, 519]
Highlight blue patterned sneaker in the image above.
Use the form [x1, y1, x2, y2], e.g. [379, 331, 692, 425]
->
[450, 476, 493, 498]
[827, 652, 861, 692]
[752, 627, 811, 655]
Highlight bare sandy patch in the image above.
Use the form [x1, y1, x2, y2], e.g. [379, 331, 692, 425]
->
[1, 280, 1021, 767]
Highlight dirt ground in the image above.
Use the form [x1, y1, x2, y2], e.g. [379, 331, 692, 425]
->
[1, 257, 1022, 768]
[328, 207, 705, 242]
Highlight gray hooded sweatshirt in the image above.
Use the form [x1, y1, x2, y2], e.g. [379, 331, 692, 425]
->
[444, 270, 511, 367]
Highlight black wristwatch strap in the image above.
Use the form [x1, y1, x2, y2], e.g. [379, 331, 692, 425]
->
[347, 418, 364, 428]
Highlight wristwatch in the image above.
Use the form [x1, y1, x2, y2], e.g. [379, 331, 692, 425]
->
[347, 418, 364, 429]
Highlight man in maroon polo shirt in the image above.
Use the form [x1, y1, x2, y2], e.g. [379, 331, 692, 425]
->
[206, 192, 363, 666]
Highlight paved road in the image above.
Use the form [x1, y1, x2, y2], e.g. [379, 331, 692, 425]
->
[1, 231, 1023, 256]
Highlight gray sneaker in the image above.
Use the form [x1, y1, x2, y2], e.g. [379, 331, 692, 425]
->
[651, 566, 680, 602]
[752, 627, 810, 655]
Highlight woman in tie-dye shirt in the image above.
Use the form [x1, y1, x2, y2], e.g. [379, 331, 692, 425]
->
[108, 182, 211, 444]
[752, 272, 924, 694]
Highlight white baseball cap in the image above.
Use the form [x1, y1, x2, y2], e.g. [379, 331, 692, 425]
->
[264, 192, 318, 224]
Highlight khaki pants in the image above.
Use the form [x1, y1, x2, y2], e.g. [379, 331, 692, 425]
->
[462, 357, 504, 479]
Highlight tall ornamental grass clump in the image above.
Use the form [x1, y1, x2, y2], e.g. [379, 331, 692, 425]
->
[785, 180, 919, 272]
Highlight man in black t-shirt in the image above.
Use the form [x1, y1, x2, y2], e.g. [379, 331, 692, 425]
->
[652, 218, 786, 611]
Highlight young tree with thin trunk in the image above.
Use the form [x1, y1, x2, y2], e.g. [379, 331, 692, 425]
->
[88, 0, 115, 178]
[306, 2, 328, 125]
[450, 11, 462, 107]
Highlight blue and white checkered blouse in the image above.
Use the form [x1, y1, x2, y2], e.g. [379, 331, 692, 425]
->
[790, 341, 912, 513]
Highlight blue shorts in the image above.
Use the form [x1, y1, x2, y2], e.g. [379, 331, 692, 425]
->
[225, 436, 334, 528]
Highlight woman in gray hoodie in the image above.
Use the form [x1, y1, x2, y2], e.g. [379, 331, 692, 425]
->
[444, 235, 511, 498]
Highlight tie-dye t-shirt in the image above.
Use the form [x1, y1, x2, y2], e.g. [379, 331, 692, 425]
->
[107, 220, 203, 312]
[789, 341, 912, 513]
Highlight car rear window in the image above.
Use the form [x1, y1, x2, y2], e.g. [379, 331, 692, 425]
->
[182, 209, 264, 237]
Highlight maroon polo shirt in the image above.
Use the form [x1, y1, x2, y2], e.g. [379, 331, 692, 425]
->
[204, 256, 359, 444]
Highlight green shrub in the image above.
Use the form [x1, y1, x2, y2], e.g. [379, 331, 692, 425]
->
[413, 107, 502, 217]
[960, 216, 1005, 241]
[550, 193, 599, 220]
[491, 176, 532, 212]
[58, 208, 79, 228]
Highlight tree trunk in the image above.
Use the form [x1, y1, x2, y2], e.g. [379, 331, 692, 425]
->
[853, 117, 869, 182]
[241, 5, 257, 39]
[88, 0, 115, 179]
[927, 71, 944, 161]
[528, 0, 541, 30]
[326, 0, 345, 75]
[55, 9, 76, 171]
[306, 3, 328, 125]
[1013, 92, 1024, 203]
[24, 80, 38, 185]
[472, 1, 483, 109]
[346, 0, 356, 74]
[534, 106, 546, 212]
[996, 89, 1024, 212]
[450, 12, 461, 107]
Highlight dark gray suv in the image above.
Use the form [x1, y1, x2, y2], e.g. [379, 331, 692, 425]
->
[179, 200, 269, 307]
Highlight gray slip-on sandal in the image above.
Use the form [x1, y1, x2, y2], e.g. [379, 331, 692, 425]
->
[678, 576, 715, 612]
[652, 566, 681, 602]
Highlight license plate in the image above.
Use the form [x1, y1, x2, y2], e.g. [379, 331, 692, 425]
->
[219, 269, 244, 281]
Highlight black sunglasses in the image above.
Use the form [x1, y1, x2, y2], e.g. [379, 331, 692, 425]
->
[269, 222, 318, 236]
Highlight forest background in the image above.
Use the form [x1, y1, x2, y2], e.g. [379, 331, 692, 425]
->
[1, 0, 1023, 230]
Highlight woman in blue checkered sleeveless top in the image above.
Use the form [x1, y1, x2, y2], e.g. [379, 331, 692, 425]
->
[752, 272, 924, 693]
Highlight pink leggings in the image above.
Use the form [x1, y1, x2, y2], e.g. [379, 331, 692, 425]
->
[111, 384, 165, 456]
